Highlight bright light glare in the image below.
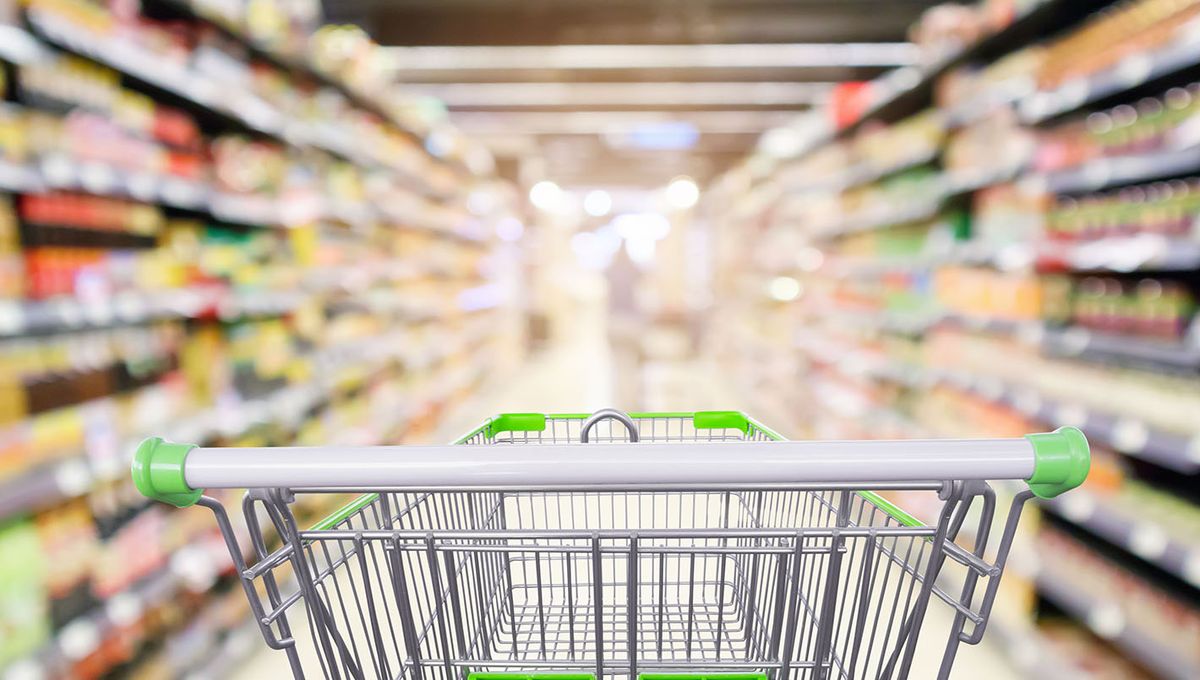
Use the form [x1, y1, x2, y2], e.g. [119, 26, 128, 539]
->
[612, 213, 671, 241]
[759, 126, 804, 158]
[768, 276, 802, 301]
[583, 190, 612, 217]
[625, 236, 657, 265]
[571, 229, 622, 269]
[529, 181, 564, 211]
[665, 176, 700, 209]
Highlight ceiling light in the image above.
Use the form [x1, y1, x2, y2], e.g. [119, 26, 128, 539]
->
[529, 181, 563, 212]
[583, 190, 612, 217]
[383, 43, 918, 71]
[612, 213, 672, 241]
[768, 277, 802, 302]
[410, 82, 833, 108]
[449, 110, 797, 135]
[665, 177, 700, 210]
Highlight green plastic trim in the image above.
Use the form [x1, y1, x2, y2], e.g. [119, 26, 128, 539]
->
[693, 411, 750, 433]
[131, 437, 202, 508]
[640, 673, 767, 680]
[484, 411, 757, 436]
[486, 413, 547, 437]
[468, 674, 594, 680]
[1025, 426, 1091, 499]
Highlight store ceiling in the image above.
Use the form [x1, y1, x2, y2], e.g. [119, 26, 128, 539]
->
[323, 0, 941, 188]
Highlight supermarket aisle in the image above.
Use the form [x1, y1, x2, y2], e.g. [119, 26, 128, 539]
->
[233, 311, 1019, 680]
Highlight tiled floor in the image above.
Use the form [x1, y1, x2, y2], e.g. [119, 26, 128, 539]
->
[232, 315, 1021, 679]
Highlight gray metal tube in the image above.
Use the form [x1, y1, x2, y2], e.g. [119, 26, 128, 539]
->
[182, 438, 1036, 489]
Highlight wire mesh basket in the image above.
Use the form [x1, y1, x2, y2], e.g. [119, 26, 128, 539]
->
[132, 409, 1090, 680]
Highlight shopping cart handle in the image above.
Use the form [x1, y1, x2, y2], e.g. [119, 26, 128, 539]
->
[132, 427, 1089, 507]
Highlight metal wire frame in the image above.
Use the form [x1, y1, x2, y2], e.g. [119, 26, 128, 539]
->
[459, 415, 778, 447]
[201, 415, 1032, 680]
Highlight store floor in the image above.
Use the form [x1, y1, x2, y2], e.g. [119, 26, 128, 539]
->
[232, 313, 1020, 680]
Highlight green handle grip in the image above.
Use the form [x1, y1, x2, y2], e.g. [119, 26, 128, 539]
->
[132, 437, 202, 507]
[1025, 426, 1091, 499]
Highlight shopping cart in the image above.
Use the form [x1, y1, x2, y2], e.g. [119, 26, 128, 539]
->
[132, 409, 1089, 680]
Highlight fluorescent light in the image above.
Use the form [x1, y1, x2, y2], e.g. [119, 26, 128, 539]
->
[583, 190, 612, 217]
[612, 213, 672, 241]
[768, 277, 802, 302]
[529, 181, 564, 211]
[412, 82, 833, 108]
[665, 177, 700, 210]
[384, 43, 917, 71]
[449, 110, 798, 135]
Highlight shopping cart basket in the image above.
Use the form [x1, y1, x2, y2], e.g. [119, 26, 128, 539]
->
[132, 409, 1089, 680]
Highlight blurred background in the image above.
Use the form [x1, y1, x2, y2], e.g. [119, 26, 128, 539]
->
[1, 0, 1199, 678]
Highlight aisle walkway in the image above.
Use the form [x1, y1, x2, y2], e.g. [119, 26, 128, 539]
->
[232, 322, 1019, 680]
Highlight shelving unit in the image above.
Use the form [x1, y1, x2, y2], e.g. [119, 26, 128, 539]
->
[0, 0, 521, 677]
[708, 0, 1200, 677]
[1036, 571, 1199, 680]
[1043, 491, 1200, 587]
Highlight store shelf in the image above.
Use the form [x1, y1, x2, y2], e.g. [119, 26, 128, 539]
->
[0, 286, 298, 337]
[0, 459, 92, 521]
[926, 367, 1200, 474]
[0, 252, 483, 338]
[0, 157, 42, 193]
[0, 23, 46, 65]
[138, 0, 438, 159]
[0, 317, 492, 523]
[813, 197, 943, 239]
[1020, 18, 1200, 124]
[1033, 235, 1200, 273]
[811, 342, 1200, 478]
[1036, 571, 1199, 680]
[942, 165, 1023, 198]
[1041, 325, 1200, 373]
[940, 312, 1030, 337]
[1028, 144, 1200, 195]
[944, 77, 1036, 129]
[837, 0, 1104, 137]
[0, 380, 315, 524]
[798, 148, 941, 194]
[186, 620, 263, 680]
[23, 10, 446, 198]
[26, 9, 288, 139]
[7, 568, 185, 680]
[36, 154, 209, 211]
[1043, 491, 1200, 588]
[803, 333, 1200, 475]
[0, 287, 220, 336]
[983, 618, 1090, 680]
[8, 152, 471, 234]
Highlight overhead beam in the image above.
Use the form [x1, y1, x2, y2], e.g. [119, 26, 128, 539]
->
[383, 43, 916, 72]
[408, 81, 831, 108]
[324, 0, 939, 46]
[448, 110, 798, 135]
